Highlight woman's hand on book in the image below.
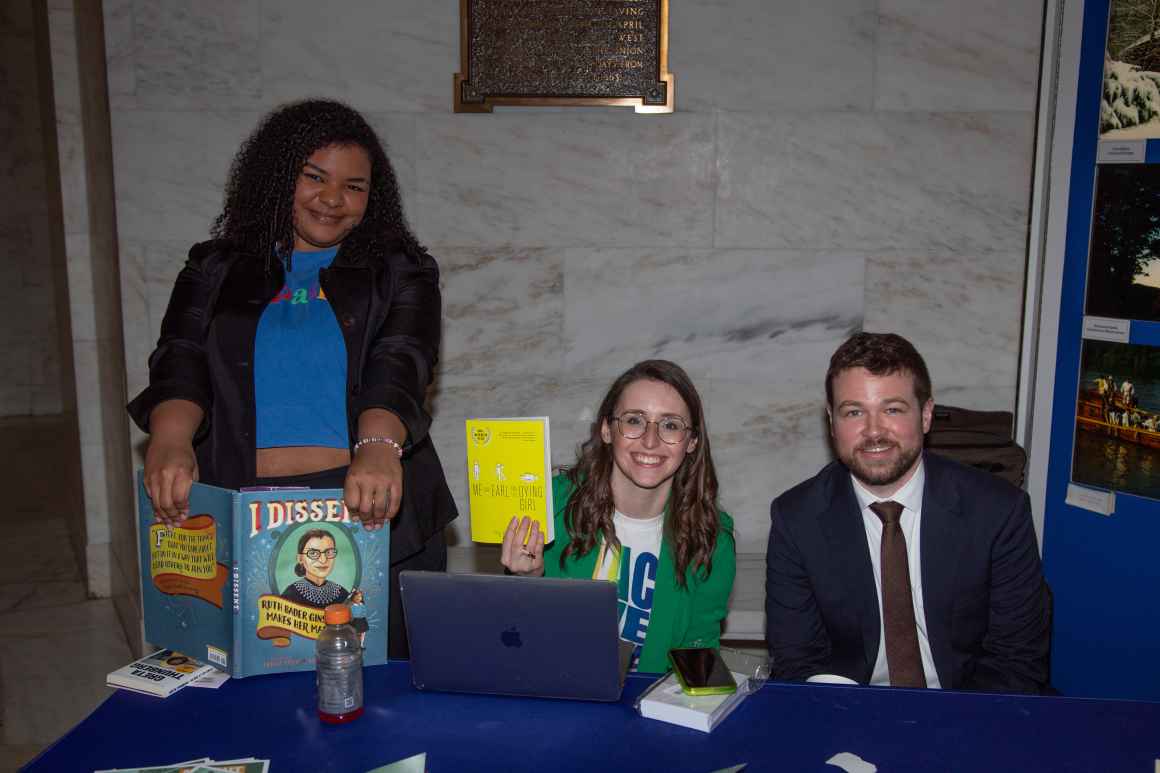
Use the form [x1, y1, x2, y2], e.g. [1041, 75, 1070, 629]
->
[144, 438, 199, 526]
[501, 516, 545, 576]
[345, 442, 403, 531]
[144, 399, 202, 525]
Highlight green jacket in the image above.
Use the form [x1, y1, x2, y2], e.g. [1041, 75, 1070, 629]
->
[543, 474, 736, 673]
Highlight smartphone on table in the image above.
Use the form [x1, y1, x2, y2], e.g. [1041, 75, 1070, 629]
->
[667, 647, 737, 696]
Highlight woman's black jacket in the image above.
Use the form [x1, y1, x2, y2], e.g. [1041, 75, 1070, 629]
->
[127, 238, 458, 562]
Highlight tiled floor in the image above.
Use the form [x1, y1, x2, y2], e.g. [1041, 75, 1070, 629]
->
[0, 417, 133, 771]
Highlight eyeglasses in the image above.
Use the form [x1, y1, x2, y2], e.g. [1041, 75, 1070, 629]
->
[301, 548, 337, 561]
[611, 412, 692, 445]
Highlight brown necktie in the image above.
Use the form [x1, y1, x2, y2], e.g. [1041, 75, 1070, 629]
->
[869, 500, 926, 688]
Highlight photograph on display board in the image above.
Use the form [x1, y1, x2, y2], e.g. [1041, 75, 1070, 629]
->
[1102, 1, 1160, 138]
[1084, 164, 1160, 321]
[1073, 339, 1160, 499]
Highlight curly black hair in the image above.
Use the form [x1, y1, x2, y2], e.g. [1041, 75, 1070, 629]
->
[211, 98, 422, 270]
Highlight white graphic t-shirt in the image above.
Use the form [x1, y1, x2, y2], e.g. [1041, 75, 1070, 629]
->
[593, 510, 664, 668]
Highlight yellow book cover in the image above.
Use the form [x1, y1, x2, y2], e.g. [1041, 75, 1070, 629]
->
[465, 417, 554, 544]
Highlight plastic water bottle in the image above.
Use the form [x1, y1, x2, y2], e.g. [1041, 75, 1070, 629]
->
[317, 603, 364, 724]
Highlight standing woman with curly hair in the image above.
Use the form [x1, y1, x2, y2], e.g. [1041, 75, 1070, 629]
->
[128, 99, 457, 658]
[500, 360, 735, 672]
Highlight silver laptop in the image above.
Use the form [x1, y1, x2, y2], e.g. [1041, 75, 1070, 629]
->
[399, 571, 633, 702]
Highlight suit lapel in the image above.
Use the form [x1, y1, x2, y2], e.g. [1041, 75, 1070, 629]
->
[821, 466, 880, 676]
[919, 453, 965, 687]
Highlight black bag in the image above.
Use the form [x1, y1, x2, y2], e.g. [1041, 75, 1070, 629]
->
[925, 405, 1028, 488]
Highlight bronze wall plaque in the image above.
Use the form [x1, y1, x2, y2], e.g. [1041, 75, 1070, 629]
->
[455, 0, 673, 114]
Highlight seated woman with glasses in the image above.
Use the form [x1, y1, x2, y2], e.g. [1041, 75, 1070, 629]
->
[500, 359, 736, 672]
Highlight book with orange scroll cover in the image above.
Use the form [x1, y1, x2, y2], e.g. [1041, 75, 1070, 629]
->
[137, 473, 388, 677]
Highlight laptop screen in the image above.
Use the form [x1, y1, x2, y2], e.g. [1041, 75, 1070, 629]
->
[399, 571, 628, 702]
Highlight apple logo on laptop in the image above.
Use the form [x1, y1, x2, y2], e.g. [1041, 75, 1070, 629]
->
[501, 626, 522, 648]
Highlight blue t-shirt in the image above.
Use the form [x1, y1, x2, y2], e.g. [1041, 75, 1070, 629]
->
[254, 247, 348, 449]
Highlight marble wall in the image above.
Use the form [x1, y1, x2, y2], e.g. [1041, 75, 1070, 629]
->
[50, 0, 136, 635]
[103, 0, 1043, 555]
[0, 1, 65, 417]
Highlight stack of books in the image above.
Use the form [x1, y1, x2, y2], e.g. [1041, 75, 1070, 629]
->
[105, 649, 221, 698]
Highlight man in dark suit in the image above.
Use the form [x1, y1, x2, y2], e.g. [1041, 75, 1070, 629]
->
[765, 332, 1050, 693]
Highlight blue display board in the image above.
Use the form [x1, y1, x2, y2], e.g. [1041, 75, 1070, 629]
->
[1043, 0, 1160, 700]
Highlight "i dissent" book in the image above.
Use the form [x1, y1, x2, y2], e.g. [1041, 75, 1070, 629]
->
[465, 417, 553, 543]
[137, 474, 389, 678]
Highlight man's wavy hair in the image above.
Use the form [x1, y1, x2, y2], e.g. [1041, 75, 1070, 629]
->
[825, 332, 933, 408]
[211, 98, 422, 270]
[560, 360, 724, 587]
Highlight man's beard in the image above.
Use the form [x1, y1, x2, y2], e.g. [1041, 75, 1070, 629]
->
[839, 440, 922, 490]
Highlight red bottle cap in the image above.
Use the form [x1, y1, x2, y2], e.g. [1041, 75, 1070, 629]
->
[324, 604, 351, 624]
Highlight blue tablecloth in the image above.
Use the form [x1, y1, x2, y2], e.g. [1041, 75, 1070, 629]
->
[24, 662, 1160, 772]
